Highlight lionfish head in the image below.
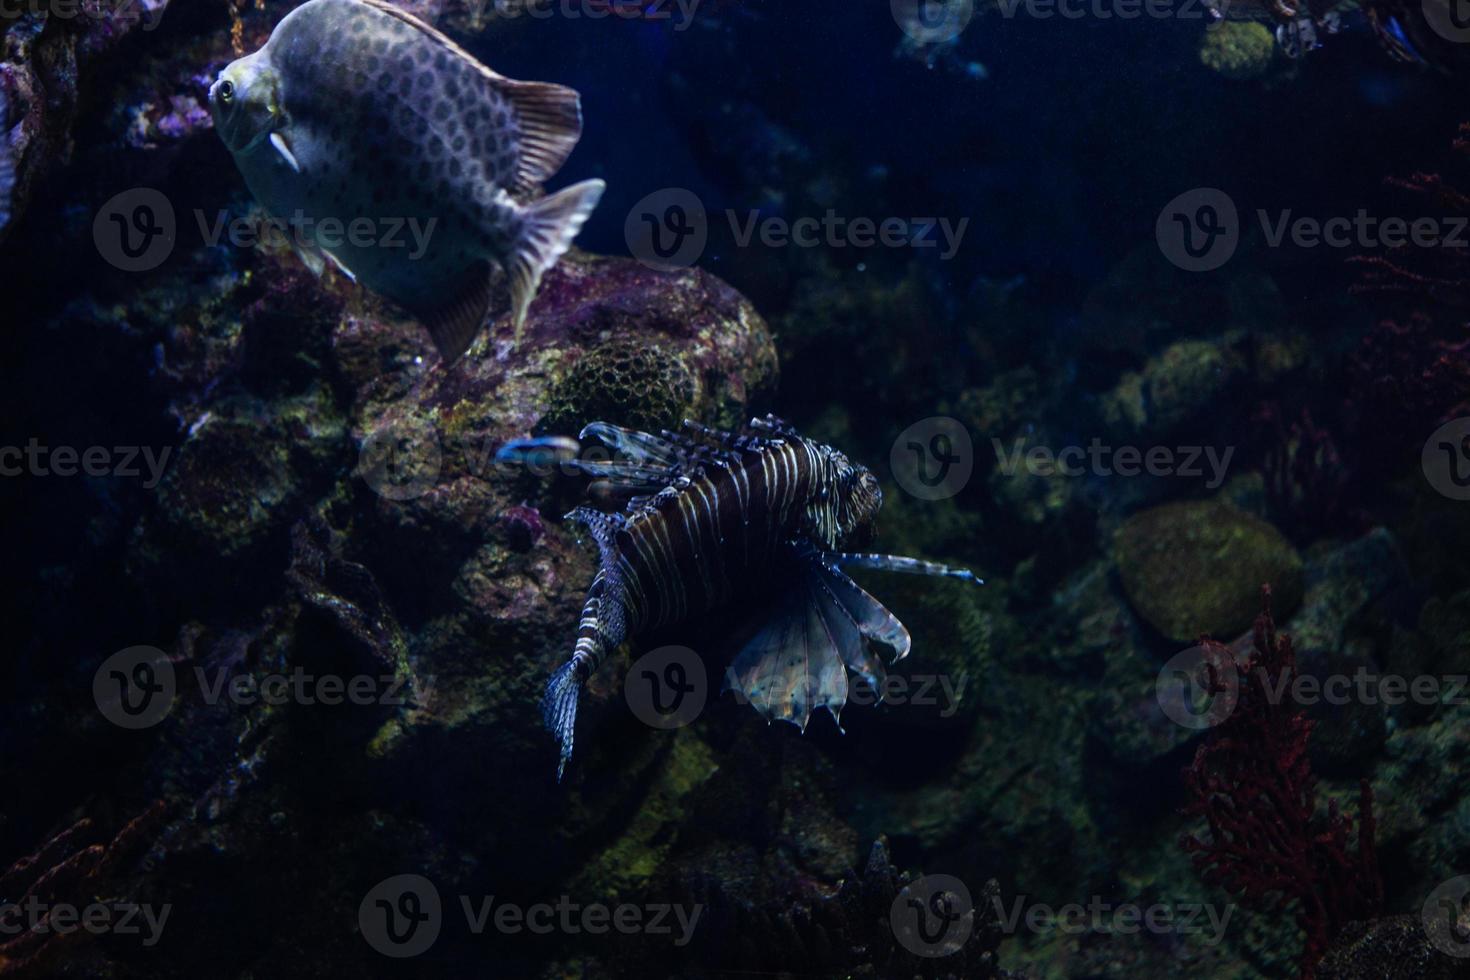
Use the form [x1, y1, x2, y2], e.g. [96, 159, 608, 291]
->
[832, 454, 883, 544]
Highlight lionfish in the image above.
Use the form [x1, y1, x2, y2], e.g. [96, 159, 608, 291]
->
[501, 415, 981, 779]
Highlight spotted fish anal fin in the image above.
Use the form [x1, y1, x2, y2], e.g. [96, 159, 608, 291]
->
[410, 259, 495, 364]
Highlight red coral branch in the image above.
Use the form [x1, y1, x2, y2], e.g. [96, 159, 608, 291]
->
[1180, 587, 1382, 979]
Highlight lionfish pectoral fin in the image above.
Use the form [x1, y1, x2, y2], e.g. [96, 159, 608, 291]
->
[726, 559, 877, 730]
[808, 557, 908, 674]
[830, 552, 983, 586]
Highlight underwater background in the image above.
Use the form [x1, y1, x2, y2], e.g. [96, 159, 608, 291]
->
[3, 0, 1470, 976]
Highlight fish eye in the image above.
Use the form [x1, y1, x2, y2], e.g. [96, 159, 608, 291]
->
[218, 79, 234, 103]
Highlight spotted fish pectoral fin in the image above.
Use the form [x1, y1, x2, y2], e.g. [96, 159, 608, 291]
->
[508, 178, 605, 336]
[409, 259, 496, 365]
[269, 131, 301, 173]
[291, 239, 327, 278]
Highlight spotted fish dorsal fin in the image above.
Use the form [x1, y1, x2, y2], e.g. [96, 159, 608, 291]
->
[354, 0, 584, 195]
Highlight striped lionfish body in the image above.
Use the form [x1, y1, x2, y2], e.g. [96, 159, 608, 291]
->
[502, 415, 982, 779]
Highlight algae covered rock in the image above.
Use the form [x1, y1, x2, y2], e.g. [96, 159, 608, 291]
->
[1112, 499, 1303, 641]
[539, 336, 698, 435]
[1199, 22, 1276, 80]
[1100, 337, 1246, 440]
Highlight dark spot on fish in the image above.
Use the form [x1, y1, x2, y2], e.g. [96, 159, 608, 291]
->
[374, 38, 388, 54]
[470, 138, 481, 155]
[451, 135, 465, 152]
[429, 135, 445, 157]
[435, 51, 448, 71]
[399, 75, 412, 97]
[450, 159, 462, 178]
[434, 102, 450, 122]
[365, 54, 380, 72]
[415, 46, 430, 64]
[400, 55, 413, 74]
[495, 109, 508, 128]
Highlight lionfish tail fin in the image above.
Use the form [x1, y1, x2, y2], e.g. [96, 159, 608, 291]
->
[541, 660, 584, 781]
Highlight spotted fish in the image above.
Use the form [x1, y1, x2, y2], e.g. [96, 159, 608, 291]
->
[503, 416, 982, 779]
[208, 0, 605, 362]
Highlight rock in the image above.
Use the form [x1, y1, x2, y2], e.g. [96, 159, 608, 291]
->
[1317, 914, 1468, 979]
[1100, 338, 1246, 440]
[1113, 499, 1303, 642]
[1372, 711, 1470, 904]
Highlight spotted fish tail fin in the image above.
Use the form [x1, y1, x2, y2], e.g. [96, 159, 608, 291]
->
[509, 178, 606, 338]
